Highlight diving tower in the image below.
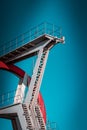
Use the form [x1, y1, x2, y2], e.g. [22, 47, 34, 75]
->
[0, 22, 65, 130]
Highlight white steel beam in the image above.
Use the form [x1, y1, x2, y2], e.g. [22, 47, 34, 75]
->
[25, 40, 50, 105]
[14, 73, 28, 104]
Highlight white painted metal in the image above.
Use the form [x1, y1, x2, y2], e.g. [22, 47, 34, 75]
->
[30, 105, 41, 129]
[14, 81, 24, 104]
[22, 104, 34, 130]
[34, 50, 49, 101]
[24, 48, 49, 129]
[35, 104, 46, 130]
[0, 32, 65, 130]
[14, 73, 28, 104]
[16, 105, 31, 130]
[25, 41, 50, 105]
[0, 104, 35, 130]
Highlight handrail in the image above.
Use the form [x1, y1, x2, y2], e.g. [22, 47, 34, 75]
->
[46, 121, 57, 130]
[0, 89, 16, 97]
[0, 22, 62, 57]
[0, 89, 23, 108]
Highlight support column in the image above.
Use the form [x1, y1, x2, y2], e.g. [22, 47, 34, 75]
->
[14, 73, 28, 104]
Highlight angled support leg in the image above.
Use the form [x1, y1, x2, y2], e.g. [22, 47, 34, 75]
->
[14, 73, 28, 104]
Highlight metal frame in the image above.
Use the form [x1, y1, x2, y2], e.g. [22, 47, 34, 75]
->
[0, 23, 65, 130]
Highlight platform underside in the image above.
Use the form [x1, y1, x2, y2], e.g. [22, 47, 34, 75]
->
[0, 34, 60, 64]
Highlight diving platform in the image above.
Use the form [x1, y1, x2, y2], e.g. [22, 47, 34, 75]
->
[0, 22, 65, 130]
[0, 22, 64, 64]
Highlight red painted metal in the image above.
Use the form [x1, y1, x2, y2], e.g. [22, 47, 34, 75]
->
[0, 61, 26, 78]
[38, 93, 46, 123]
[0, 61, 46, 123]
[0, 61, 31, 85]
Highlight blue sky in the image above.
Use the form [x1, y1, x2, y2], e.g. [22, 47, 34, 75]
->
[0, 0, 87, 130]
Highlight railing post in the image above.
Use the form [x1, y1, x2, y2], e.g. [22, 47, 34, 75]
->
[10, 41, 12, 52]
[44, 22, 46, 34]
[35, 26, 38, 38]
[2, 95, 4, 104]
[30, 31, 31, 41]
[16, 38, 18, 48]
[53, 24, 54, 36]
[3, 45, 5, 55]
[36, 26, 38, 37]
[7, 93, 10, 102]
[59, 26, 62, 38]
[22, 34, 24, 45]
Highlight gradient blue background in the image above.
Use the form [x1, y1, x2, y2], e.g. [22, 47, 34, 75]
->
[0, 0, 87, 130]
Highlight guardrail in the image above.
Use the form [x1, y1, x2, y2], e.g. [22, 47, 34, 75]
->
[0, 90, 23, 108]
[46, 121, 57, 130]
[0, 90, 57, 129]
[0, 22, 62, 57]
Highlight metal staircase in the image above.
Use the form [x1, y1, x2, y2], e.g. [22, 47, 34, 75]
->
[28, 49, 49, 109]
[22, 104, 34, 130]
[0, 22, 65, 130]
[35, 104, 46, 130]
[24, 48, 49, 129]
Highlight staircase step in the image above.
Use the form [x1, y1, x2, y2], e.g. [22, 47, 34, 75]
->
[22, 104, 34, 130]
[35, 105, 46, 130]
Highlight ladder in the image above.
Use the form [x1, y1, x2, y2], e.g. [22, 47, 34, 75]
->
[35, 104, 46, 130]
[22, 104, 34, 130]
[29, 49, 49, 109]
[25, 47, 49, 129]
